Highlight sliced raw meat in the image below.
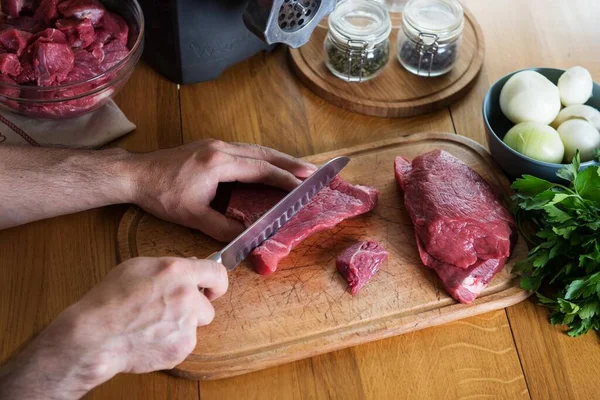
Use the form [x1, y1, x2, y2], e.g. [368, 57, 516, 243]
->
[226, 177, 379, 275]
[0, 28, 34, 55]
[0, 52, 21, 76]
[395, 150, 516, 304]
[55, 18, 94, 47]
[33, 0, 60, 25]
[336, 241, 388, 295]
[58, 0, 105, 25]
[95, 11, 128, 45]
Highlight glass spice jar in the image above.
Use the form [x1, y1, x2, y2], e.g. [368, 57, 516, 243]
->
[324, 0, 392, 83]
[397, 0, 464, 77]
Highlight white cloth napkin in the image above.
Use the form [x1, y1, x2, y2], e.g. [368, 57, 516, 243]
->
[0, 100, 136, 148]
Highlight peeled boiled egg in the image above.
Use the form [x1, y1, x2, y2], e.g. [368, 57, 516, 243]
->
[557, 66, 594, 106]
[557, 119, 600, 162]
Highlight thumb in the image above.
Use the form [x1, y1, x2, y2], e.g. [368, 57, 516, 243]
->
[188, 208, 245, 242]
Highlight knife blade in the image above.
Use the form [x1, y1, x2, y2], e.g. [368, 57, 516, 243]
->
[207, 156, 350, 271]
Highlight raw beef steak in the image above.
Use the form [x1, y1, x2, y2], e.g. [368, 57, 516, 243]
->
[226, 177, 379, 275]
[336, 241, 388, 295]
[395, 150, 516, 304]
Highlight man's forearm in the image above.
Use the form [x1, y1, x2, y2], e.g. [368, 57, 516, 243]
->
[0, 145, 138, 229]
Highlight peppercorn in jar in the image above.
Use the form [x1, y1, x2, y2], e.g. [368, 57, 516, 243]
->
[324, 0, 392, 83]
[397, 0, 464, 77]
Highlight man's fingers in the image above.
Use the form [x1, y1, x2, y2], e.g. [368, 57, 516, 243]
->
[188, 208, 244, 242]
[194, 291, 216, 327]
[187, 259, 229, 301]
[225, 142, 317, 178]
[220, 156, 303, 192]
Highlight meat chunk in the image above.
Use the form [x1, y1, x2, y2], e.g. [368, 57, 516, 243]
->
[336, 241, 388, 295]
[225, 184, 285, 227]
[33, 0, 60, 25]
[98, 38, 128, 71]
[2, 16, 44, 33]
[58, 0, 105, 25]
[0, 28, 34, 56]
[0, 52, 21, 76]
[95, 11, 128, 45]
[226, 177, 379, 275]
[55, 18, 94, 47]
[395, 150, 516, 304]
[30, 36, 74, 85]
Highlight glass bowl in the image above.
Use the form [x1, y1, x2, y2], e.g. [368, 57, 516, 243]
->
[0, 0, 144, 120]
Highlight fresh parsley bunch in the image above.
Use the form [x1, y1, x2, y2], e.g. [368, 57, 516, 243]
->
[511, 150, 600, 337]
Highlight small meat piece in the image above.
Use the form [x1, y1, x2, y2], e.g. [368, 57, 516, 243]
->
[227, 177, 379, 275]
[0, 28, 34, 56]
[86, 38, 103, 62]
[95, 11, 128, 45]
[55, 18, 94, 47]
[65, 47, 99, 81]
[33, 0, 60, 25]
[33, 27, 68, 43]
[31, 39, 74, 85]
[0, 52, 21, 76]
[98, 38, 128, 72]
[16, 53, 34, 83]
[395, 150, 516, 304]
[58, 0, 105, 25]
[1, 0, 26, 17]
[336, 241, 388, 295]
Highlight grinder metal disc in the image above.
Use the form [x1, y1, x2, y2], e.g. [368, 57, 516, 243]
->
[278, 0, 321, 32]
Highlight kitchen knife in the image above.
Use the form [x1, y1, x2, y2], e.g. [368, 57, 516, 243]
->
[207, 156, 350, 271]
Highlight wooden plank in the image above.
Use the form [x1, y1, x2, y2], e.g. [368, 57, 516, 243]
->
[450, 1, 600, 399]
[117, 134, 529, 381]
[179, 46, 455, 156]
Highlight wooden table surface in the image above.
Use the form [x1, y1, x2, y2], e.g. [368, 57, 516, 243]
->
[1, 0, 599, 398]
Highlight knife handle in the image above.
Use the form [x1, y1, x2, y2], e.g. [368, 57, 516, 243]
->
[207, 252, 222, 264]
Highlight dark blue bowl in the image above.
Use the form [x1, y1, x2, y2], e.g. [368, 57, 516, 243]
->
[483, 67, 600, 183]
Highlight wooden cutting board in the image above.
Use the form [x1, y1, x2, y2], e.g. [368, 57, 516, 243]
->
[118, 133, 529, 380]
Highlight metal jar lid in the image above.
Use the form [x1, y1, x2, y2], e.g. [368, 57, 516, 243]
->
[402, 0, 464, 44]
[328, 0, 392, 50]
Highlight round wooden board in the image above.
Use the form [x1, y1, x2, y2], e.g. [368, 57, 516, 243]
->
[117, 133, 530, 381]
[289, 8, 485, 118]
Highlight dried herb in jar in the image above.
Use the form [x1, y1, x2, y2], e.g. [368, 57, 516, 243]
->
[326, 42, 390, 81]
[398, 41, 457, 76]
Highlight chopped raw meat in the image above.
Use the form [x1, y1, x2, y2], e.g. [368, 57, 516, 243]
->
[33, 0, 60, 25]
[336, 241, 388, 295]
[86, 38, 103, 62]
[0, 28, 34, 56]
[31, 38, 74, 85]
[95, 11, 128, 45]
[58, 0, 105, 25]
[16, 53, 34, 83]
[98, 39, 127, 71]
[33, 27, 68, 43]
[0, 52, 21, 76]
[226, 177, 379, 275]
[395, 150, 516, 304]
[0, 74, 20, 110]
[65, 47, 99, 81]
[2, 16, 44, 33]
[55, 18, 94, 47]
[2, 0, 26, 17]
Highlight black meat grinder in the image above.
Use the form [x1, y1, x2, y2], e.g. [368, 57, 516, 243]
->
[138, 0, 336, 84]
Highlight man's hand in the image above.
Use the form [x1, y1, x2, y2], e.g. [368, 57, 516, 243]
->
[0, 257, 228, 400]
[131, 140, 316, 241]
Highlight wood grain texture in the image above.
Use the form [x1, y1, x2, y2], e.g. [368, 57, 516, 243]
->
[449, 1, 600, 399]
[288, 8, 484, 118]
[118, 133, 529, 380]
